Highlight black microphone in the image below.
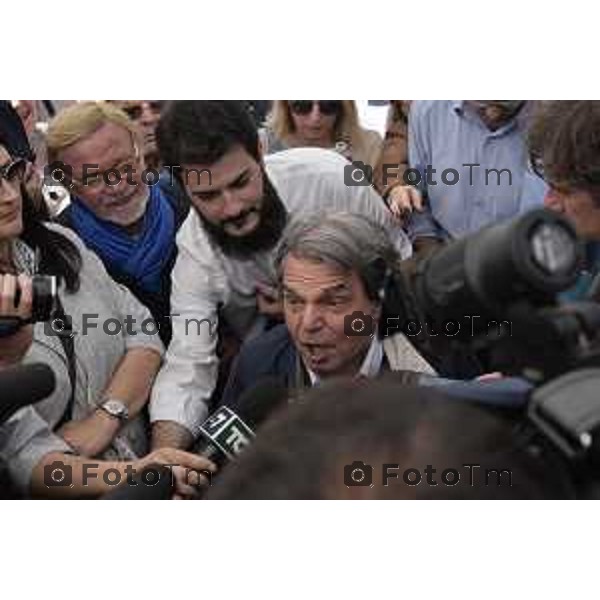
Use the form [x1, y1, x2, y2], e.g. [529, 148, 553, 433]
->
[192, 377, 289, 467]
[101, 378, 289, 501]
[0, 363, 56, 424]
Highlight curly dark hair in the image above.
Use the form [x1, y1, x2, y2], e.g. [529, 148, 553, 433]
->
[157, 101, 261, 168]
[528, 101, 600, 202]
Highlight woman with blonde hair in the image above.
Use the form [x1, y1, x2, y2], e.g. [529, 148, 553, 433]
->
[262, 100, 382, 169]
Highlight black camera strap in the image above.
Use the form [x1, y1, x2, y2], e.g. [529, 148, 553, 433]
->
[52, 298, 77, 431]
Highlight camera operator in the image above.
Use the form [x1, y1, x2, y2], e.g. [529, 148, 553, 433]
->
[0, 274, 33, 367]
[0, 137, 165, 457]
[529, 101, 600, 302]
[0, 118, 220, 501]
[0, 275, 215, 498]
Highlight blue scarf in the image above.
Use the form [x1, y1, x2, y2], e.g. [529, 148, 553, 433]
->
[69, 185, 176, 293]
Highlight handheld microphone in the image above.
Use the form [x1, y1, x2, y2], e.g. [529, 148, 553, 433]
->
[192, 377, 289, 467]
[101, 378, 289, 501]
[0, 362, 56, 424]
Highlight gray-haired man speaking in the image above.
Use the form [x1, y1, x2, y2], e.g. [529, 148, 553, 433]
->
[220, 212, 435, 406]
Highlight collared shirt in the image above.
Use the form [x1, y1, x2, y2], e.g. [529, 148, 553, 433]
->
[305, 336, 385, 386]
[150, 148, 412, 436]
[405, 101, 546, 240]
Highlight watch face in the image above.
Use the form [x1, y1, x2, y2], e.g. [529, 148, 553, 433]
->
[103, 400, 128, 420]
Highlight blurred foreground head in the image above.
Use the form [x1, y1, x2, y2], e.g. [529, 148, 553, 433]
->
[207, 376, 574, 499]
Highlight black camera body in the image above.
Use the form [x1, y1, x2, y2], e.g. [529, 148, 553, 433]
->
[413, 208, 600, 491]
[10, 274, 57, 322]
[0, 275, 58, 338]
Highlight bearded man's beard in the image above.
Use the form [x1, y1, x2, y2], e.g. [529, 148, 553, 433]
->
[196, 172, 288, 257]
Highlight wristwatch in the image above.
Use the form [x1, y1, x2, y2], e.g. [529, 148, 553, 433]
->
[98, 399, 129, 422]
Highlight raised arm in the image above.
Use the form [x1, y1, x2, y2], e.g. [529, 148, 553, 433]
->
[150, 213, 226, 450]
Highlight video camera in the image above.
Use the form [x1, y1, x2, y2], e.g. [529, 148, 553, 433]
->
[0, 275, 57, 338]
[413, 208, 600, 471]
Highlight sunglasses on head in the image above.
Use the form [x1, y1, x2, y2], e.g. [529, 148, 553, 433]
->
[288, 100, 342, 116]
[122, 101, 165, 121]
[0, 158, 26, 184]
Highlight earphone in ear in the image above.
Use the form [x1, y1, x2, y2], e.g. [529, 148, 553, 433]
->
[366, 257, 392, 303]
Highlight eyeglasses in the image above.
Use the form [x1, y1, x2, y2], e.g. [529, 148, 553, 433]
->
[288, 101, 342, 116]
[529, 151, 600, 193]
[121, 101, 165, 121]
[71, 142, 141, 190]
[0, 159, 26, 184]
[529, 152, 545, 182]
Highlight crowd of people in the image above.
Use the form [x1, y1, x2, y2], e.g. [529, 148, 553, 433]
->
[0, 99, 599, 499]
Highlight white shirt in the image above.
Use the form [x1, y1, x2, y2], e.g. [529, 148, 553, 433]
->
[150, 147, 412, 436]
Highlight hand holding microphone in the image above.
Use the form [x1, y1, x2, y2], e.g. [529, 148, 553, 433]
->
[192, 377, 289, 468]
[102, 378, 288, 500]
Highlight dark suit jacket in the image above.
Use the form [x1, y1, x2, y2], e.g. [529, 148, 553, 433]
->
[219, 323, 484, 409]
[220, 325, 301, 410]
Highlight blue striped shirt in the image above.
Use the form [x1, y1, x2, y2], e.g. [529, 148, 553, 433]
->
[405, 101, 546, 239]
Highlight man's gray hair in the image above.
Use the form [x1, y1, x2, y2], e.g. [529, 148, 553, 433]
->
[275, 212, 401, 300]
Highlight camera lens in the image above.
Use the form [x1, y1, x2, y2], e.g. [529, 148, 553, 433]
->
[530, 221, 578, 276]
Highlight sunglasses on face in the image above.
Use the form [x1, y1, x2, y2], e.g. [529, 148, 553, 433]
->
[122, 101, 165, 121]
[288, 100, 342, 116]
[0, 159, 26, 184]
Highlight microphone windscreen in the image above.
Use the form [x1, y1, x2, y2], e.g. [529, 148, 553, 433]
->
[194, 377, 289, 464]
[0, 363, 56, 425]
